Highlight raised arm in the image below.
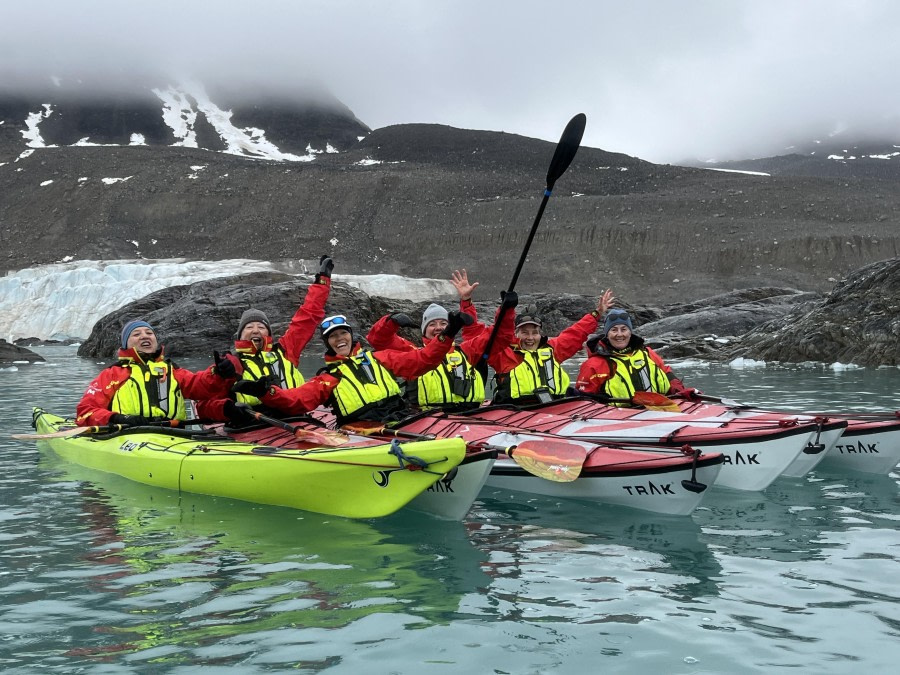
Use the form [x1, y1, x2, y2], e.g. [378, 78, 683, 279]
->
[452, 269, 485, 339]
[548, 290, 612, 363]
[279, 256, 333, 363]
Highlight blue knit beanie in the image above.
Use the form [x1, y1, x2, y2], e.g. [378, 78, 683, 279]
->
[603, 309, 633, 335]
[121, 320, 153, 348]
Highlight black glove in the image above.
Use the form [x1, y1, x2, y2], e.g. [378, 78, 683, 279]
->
[389, 312, 416, 329]
[441, 311, 474, 339]
[223, 400, 254, 424]
[213, 350, 239, 379]
[315, 255, 334, 282]
[500, 290, 519, 311]
[231, 379, 271, 398]
[109, 414, 154, 428]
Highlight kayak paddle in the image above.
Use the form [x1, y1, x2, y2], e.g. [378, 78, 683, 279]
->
[242, 407, 350, 447]
[343, 421, 586, 482]
[479, 113, 587, 372]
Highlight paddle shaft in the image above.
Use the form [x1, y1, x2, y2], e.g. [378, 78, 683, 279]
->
[352, 425, 506, 454]
[243, 408, 348, 445]
[13, 417, 214, 440]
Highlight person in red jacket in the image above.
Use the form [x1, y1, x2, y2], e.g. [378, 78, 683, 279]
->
[76, 320, 239, 427]
[232, 311, 472, 426]
[196, 256, 333, 423]
[366, 269, 516, 411]
[491, 290, 614, 405]
[575, 308, 700, 404]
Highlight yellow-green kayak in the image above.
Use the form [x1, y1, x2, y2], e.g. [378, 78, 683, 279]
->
[29, 408, 466, 519]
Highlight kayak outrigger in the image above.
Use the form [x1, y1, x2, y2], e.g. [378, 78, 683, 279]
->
[25, 408, 467, 519]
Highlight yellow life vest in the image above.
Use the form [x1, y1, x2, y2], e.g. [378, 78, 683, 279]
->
[325, 351, 404, 423]
[503, 346, 570, 401]
[236, 349, 305, 406]
[416, 349, 485, 408]
[111, 359, 186, 420]
[603, 348, 671, 404]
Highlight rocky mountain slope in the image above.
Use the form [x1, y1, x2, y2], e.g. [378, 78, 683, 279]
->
[3, 85, 900, 307]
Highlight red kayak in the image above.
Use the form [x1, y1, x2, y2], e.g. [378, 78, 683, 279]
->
[674, 399, 900, 475]
[457, 398, 836, 491]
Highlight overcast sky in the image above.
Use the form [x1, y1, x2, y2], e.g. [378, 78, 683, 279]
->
[3, 0, 900, 163]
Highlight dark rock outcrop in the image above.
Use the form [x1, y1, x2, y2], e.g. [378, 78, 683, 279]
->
[0, 339, 44, 364]
[78, 270, 828, 364]
[728, 258, 900, 366]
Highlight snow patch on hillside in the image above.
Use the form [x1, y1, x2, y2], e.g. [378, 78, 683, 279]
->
[186, 82, 316, 162]
[154, 86, 199, 147]
[22, 105, 54, 148]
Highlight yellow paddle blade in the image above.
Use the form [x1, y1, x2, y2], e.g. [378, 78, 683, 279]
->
[632, 391, 681, 412]
[341, 421, 388, 436]
[507, 440, 586, 482]
[294, 427, 351, 447]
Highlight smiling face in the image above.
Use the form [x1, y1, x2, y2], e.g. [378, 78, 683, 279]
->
[423, 319, 448, 340]
[326, 328, 353, 357]
[606, 324, 632, 350]
[240, 321, 270, 349]
[515, 324, 542, 351]
[126, 326, 158, 355]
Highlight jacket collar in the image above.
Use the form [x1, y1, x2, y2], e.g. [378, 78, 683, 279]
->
[234, 335, 274, 355]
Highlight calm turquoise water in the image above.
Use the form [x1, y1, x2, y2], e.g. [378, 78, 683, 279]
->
[1, 347, 898, 673]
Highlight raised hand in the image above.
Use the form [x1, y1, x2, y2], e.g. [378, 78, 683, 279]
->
[389, 312, 416, 328]
[451, 269, 479, 301]
[214, 350, 243, 379]
[597, 289, 615, 316]
[500, 289, 519, 311]
[316, 255, 334, 282]
[441, 311, 474, 339]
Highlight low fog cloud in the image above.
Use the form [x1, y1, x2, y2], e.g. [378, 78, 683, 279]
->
[3, 0, 899, 163]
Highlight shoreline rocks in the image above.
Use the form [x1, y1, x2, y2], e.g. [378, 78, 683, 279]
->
[0, 340, 45, 365]
[75, 257, 900, 367]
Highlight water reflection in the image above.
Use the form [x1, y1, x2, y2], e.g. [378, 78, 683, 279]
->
[463, 490, 723, 625]
[694, 471, 899, 564]
[16, 452, 489, 666]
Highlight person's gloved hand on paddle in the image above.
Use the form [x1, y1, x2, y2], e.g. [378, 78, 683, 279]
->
[440, 310, 474, 340]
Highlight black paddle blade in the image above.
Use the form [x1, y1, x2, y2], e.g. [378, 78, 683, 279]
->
[546, 113, 587, 190]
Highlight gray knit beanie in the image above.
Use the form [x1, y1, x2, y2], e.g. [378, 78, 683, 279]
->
[421, 303, 449, 333]
[235, 309, 271, 339]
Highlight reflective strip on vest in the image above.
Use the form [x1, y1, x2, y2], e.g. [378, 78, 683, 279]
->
[327, 351, 403, 421]
[603, 348, 671, 404]
[416, 349, 485, 408]
[507, 347, 570, 399]
[111, 359, 186, 420]
[237, 349, 305, 406]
